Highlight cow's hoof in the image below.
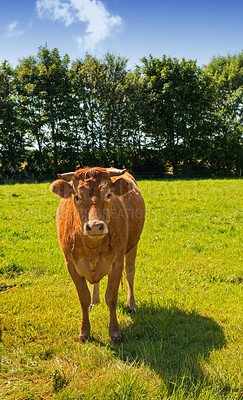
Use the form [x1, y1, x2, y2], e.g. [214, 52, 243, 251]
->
[128, 307, 136, 314]
[78, 333, 89, 343]
[110, 334, 122, 345]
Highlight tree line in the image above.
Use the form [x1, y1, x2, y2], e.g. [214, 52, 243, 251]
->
[0, 45, 242, 180]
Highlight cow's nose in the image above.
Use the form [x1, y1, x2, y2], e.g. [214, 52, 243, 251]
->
[84, 220, 108, 236]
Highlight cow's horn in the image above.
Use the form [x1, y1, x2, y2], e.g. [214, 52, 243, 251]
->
[57, 172, 75, 180]
[107, 168, 126, 177]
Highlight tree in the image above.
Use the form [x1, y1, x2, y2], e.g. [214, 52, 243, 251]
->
[0, 62, 27, 178]
[1, 46, 242, 179]
[140, 56, 216, 175]
[36, 45, 72, 173]
[14, 56, 51, 178]
[205, 52, 243, 174]
[71, 53, 131, 167]
[71, 55, 102, 164]
[99, 53, 130, 166]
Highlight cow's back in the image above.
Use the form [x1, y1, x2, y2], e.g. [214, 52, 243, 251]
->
[111, 172, 145, 254]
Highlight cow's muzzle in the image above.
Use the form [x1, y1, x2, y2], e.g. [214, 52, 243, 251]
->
[83, 220, 108, 237]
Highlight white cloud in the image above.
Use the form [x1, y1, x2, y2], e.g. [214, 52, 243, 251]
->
[5, 21, 24, 37]
[36, 0, 122, 51]
[36, 0, 74, 26]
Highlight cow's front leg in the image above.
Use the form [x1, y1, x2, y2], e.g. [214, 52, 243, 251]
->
[105, 260, 123, 344]
[91, 283, 100, 309]
[67, 263, 91, 342]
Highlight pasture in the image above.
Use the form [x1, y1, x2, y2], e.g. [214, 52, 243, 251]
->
[0, 179, 242, 399]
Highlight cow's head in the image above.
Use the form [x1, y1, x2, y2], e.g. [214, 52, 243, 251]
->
[50, 167, 131, 239]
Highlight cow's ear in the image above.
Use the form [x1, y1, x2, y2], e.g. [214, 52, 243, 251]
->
[50, 179, 74, 199]
[111, 178, 131, 196]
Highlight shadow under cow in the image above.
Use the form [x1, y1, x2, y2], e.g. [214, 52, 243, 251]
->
[113, 302, 229, 397]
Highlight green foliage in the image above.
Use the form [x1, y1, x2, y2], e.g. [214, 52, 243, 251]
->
[0, 47, 243, 179]
[0, 62, 28, 177]
[70, 53, 130, 166]
[204, 53, 243, 174]
[0, 179, 242, 399]
[140, 56, 217, 175]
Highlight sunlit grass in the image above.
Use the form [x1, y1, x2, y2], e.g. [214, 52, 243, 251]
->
[0, 179, 242, 399]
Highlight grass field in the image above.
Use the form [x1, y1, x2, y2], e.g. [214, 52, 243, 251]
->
[0, 179, 242, 399]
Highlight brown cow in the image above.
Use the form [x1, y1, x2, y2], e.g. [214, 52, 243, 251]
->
[50, 167, 145, 343]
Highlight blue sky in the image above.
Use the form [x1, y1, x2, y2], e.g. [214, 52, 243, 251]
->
[1, 0, 242, 69]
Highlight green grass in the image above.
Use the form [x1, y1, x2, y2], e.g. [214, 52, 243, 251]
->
[0, 179, 242, 399]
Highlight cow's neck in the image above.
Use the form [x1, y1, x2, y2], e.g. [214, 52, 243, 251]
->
[81, 236, 103, 252]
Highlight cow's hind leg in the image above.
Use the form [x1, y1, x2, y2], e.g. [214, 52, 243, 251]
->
[91, 283, 100, 309]
[67, 263, 91, 342]
[105, 259, 123, 344]
[125, 245, 137, 312]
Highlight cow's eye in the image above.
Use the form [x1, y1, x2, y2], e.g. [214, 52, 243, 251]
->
[75, 194, 80, 201]
[107, 193, 111, 200]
